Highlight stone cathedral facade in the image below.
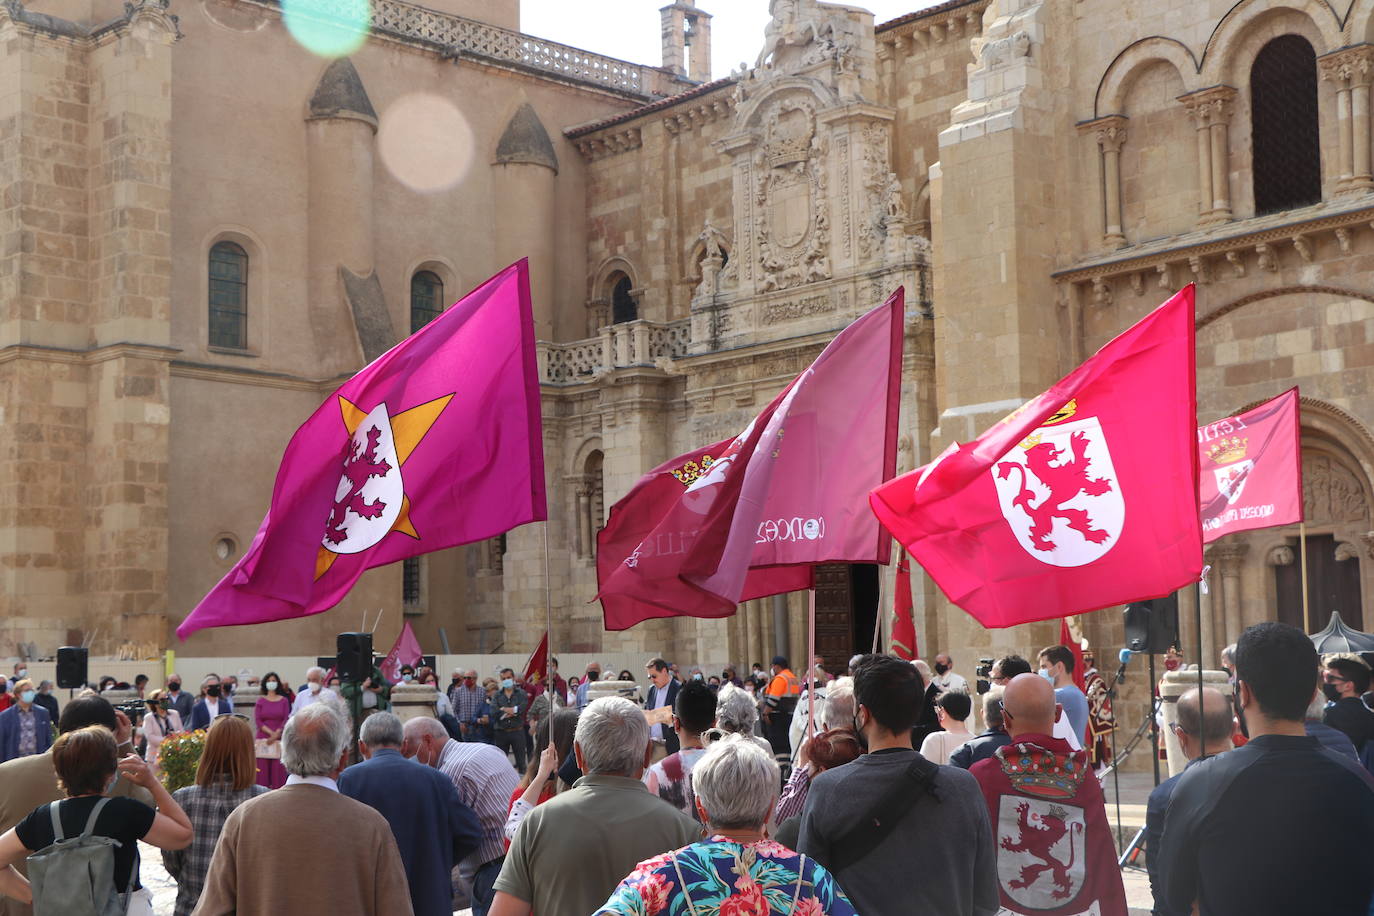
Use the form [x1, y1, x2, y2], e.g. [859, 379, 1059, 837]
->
[4, 0, 1374, 682]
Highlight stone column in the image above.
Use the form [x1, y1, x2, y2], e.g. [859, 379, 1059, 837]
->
[1179, 87, 1236, 226]
[576, 488, 591, 559]
[1318, 47, 1374, 194]
[1159, 668, 1233, 778]
[1080, 116, 1127, 247]
[493, 104, 559, 339]
[1211, 543, 1249, 650]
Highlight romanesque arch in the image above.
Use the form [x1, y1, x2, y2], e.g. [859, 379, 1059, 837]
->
[1094, 36, 1200, 118]
[1200, 0, 1341, 86]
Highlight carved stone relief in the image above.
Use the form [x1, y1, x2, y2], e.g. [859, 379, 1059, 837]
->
[755, 96, 832, 291]
[1303, 454, 1370, 524]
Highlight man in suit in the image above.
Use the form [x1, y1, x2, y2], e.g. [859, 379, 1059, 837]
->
[165, 673, 194, 724]
[0, 696, 151, 916]
[189, 674, 233, 730]
[643, 657, 680, 759]
[195, 703, 412, 916]
[340, 712, 482, 916]
[0, 681, 51, 763]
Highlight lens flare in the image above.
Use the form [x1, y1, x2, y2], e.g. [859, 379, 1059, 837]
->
[378, 94, 475, 194]
[283, 0, 370, 58]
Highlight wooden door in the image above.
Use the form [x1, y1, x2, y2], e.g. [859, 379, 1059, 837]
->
[811, 563, 880, 672]
[1275, 534, 1363, 632]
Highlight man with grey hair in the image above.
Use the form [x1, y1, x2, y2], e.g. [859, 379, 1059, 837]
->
[401, 716, 516, 916]
[290, 665, 338, 715]
[775, 676, 856, 822]
[488, 697, 700, 916]
[340, 713, 481, 916]
[195, 704, 412, 915]
[949, 686, 1012, 769]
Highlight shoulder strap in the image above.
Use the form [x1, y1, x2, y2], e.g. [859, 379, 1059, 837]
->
[826, 756, 941, 873]
[668, 851, 699, 916]
[81, 797, 112, 838]
[791, 853, 807, 906]
[48, 800, 64, 842]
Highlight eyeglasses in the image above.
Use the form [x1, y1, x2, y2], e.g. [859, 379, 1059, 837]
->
[1324, 674, 1350, 684]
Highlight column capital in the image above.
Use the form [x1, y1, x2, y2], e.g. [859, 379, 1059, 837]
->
[1206, 541, 1250, 569]
[1319, 44, 1374, 87]
[1078, 115, 1128, 152]
[1178, 85, 1238, 125]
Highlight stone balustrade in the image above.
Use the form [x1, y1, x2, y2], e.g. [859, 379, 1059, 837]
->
[539, 318, 691, 384]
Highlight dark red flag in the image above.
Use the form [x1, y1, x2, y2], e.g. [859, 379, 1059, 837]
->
[522, 631, 549, 685]
[1199, 388, 1302, 543]
[892, 549, 918, 660]
[598, 293, 904, 630]
[870, 286, 1202, 628]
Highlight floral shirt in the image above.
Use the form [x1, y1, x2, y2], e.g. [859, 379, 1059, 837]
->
[594, 837, 857, 916]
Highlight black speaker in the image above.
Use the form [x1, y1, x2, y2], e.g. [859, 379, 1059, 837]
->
[1123, 593, 1180, 654]
[336, 632, 372, 682]
[56, 646, 88, 689]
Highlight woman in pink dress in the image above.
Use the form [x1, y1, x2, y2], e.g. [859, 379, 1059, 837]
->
[253, 673, 290, 789]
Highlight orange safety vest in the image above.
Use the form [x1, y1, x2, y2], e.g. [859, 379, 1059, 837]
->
[765, 669, 801, 699]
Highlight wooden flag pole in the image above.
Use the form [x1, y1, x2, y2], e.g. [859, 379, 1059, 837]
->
[805, 589, 817, 747]
[1299, 522, 1311, 633]
[871, 568, 883, 655]
[542, 521, 555, 705]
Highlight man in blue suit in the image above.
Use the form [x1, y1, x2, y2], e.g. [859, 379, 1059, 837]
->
[340, 711, 482, 916]
[0, 679, 52, 762]
[188, 674, 233, 730]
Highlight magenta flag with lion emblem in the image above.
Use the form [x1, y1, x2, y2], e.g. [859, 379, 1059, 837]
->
[179, 260, 546, 639]
[1199, 387, 1302, 543]
[870, 286, 1201, 629]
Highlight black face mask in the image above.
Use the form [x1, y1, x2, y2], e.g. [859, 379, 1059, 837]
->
[851, 714, 870, 750]
[167, 682, 180, 692]
[206, 685, 221, 698]
[1321, 682, 1343, 703]
[934, 663, 949, 676]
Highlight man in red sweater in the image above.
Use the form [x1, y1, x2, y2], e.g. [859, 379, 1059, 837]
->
[970, 672, 1127, 916]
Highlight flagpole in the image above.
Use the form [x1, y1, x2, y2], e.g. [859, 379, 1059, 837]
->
[1299, 521, 1311, 633]
[805, 589, 817, 747]
[542, 520, 554, 699]
[871, 571, 883, 655]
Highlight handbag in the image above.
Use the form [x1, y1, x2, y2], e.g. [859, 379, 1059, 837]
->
[253, 739, 280, 760]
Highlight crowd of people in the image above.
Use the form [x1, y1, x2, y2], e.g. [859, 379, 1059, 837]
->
[0, 620, 1370, 915]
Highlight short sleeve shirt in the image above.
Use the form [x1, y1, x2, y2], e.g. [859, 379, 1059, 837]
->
[16, 795, 157, 892]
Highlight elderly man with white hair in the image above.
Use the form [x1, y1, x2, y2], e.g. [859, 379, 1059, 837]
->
[290, 666, 338, 715]
[595, 734, 857, 915]
[488, 697, 700, 916]
[193, 703, 412, 916]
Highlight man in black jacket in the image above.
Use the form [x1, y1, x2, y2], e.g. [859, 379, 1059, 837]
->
[1322, 655, 1374, 758]
[949, 687, 1011, 770]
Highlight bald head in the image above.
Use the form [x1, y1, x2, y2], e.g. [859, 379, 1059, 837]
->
[1175, 687, 1234, 758]
[1002, 672, 1056, 738]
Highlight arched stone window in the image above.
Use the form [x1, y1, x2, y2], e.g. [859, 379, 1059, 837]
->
[576, 449, 605, 559]
[1251, 35, 1322, 215]
[611, 274, 637, 324]
[410, 270, 444, 334]
[208, 241, 248, 350]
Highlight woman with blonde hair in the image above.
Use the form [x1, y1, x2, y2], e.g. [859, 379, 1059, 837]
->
[162, 715, 269, 916]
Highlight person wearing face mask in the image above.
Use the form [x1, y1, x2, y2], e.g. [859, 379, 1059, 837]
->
[253, 672, 290, 788]
[5, 666, 28, 697]
[29, 684, 57, 728]
[931, 652, 969, 694]
[141, 689, 184, 774]
[190, 675, 234, 731]
[576, 663, 602, 710]
[290, 666, 338, 716]
[1320, 654, 1374, 762]
[1037, 644, 1089, 751]
[165, 674, 194, 724]
[490, 669, 528, 772]
[0, 681, 51, 763]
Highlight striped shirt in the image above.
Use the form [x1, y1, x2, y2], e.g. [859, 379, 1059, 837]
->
[436, 738, 519, 867]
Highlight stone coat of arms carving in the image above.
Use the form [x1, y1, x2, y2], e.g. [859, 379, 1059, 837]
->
[755, 97, 831, 292]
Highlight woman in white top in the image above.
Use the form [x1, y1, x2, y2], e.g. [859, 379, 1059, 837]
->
[142, 689, 183, 771]
[918, 689, 974, 765]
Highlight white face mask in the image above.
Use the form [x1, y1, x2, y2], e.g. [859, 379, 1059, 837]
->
[16, 669, 27, 680]
[265, 681, 278, 692]
[310, 681, 322, 693]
